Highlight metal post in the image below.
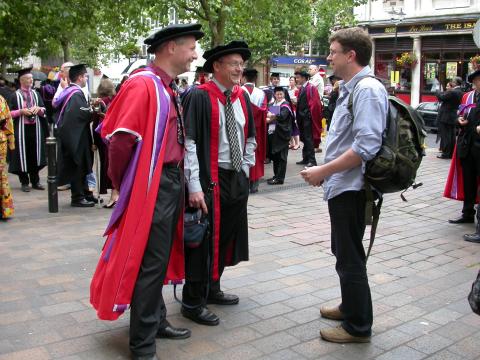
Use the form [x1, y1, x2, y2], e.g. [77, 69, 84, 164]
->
[393, 21, 398, 93]
[46, 134, 58, 213]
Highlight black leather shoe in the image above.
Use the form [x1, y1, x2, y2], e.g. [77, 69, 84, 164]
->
[448, 216, 474, 224]
[156, 324, 191, 340]
[21, 184, 30, 192]
[85, 195, 100, 204]
[296, 160, 307, 165]
[437, 154, 452, 159]
[267, 178, 284, 185]
[32, 183, 45, 190]
[71, 199, 95, 207]
[181, 306, 219, 326]
[464, 233, 480, 243]
[305, 162, 317, 168]
[207, 291, 239, 305]
[131, 354, 159, 360]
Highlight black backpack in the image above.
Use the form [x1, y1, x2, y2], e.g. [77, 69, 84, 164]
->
[348, 76, 427, 258]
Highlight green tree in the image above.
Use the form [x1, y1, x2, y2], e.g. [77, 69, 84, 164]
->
[0, 0, 41, 76]
[152, 0, 313, 64]
[313, 0, 368, 55]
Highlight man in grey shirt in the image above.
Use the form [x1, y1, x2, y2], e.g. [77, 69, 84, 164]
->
[182, 41, 256, 326]
[301, 27, 388, 343]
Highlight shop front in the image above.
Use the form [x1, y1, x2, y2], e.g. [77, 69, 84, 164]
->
[366, 17, 479, 106]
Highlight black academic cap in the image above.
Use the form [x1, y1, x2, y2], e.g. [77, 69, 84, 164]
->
[203, 41, 251, 73]
[468, 69, 480, 83]
[69, 64, 87, 80]
[270, 72, 280, 78]
[195, 66, 206, 73]
[144, 23, 204, 54]
[17, 67, 33, 79]
[243, 68, 258, 77]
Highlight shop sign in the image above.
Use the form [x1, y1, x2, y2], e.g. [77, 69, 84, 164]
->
[370, 20, 476, 35]
[271, 56, 327, 67]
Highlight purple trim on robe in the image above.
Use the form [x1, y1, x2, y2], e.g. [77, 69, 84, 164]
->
[102, 229, 117, 261]
[113, 304, 129, 312]
[55, 87, 83, 126]
[103, 141, 143, 235]
[102, 69, 170, 236]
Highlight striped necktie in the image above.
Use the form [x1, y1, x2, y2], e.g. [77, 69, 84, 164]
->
[224, 90, 242, 172]
[169, 82, 185, 145]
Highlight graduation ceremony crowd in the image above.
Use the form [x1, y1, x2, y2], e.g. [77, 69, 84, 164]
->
[1, 21, 479, 360]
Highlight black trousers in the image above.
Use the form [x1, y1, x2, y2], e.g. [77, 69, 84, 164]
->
[183, 168, 249, 306]
[70, 163, 89, 202]
[298, 117, 316, 165]
[129, 166, 183, 356]
[328, 190, 372, 337]
[272, 147, 288, 181]
[18, 125, 40, 186]
[266, 133, 274, 161]
[460, 146, 480, 218]
[438, 122, 455, 158]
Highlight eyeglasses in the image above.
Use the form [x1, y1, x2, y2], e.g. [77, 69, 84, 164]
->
[220, 61, 245, 69]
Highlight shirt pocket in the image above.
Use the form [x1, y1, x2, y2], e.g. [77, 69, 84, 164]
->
[330, 107, 352, 134]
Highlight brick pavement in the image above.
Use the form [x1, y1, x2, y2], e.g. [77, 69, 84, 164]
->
[1, 134, 479, 360]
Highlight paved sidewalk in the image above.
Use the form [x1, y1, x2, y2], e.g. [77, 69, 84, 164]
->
[1, 135, 479, 360]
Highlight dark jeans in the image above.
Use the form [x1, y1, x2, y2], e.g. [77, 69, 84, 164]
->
[183, 168, 249, 306]
[460, 146, 480, 218]
[129, 166, 183, 357]
[328, 190, 372, 337]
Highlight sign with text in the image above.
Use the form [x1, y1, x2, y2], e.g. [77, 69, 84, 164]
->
[271, 56, 328, 66]
[369, 20, 476, 35]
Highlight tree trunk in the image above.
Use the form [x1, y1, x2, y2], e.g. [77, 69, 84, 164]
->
[61, 40, 70, 62]
[1, 56, 7, 78]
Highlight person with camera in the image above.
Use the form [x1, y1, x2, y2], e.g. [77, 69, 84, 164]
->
[8, 68, 48, 192]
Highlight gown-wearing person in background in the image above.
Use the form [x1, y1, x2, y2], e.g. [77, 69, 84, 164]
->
[91, 78, 118, 208]
[288, 75, 300, 150]
[0, 95, 14, 219]
[266, 86, 293, 185]
[8, 68, 48, 192]
[242, 68, 267, 193]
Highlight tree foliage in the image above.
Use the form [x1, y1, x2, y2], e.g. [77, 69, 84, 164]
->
[313, 0, 368, 55]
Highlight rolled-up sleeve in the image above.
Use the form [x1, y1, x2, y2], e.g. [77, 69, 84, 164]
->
[351, 85, 388, 162]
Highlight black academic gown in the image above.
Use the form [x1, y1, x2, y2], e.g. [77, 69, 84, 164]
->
[182, 86, 255, 290]
[8, 88, 48, 175]
[271, 104, 293, 155]
[55, 89, 93, 186]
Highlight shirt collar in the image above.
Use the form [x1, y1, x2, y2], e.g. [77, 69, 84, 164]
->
[149, 63, 173, 87]
[340, 66, 373, 94]
[20, 85, 31, 91]
[213, 77, 228, 93]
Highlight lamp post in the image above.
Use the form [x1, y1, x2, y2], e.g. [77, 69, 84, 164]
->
[388, 7, 405, 91]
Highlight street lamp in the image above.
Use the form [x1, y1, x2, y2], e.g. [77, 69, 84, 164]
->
[388, 7, 406, 90]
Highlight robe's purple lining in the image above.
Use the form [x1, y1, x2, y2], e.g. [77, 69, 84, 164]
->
[102, 70, 169, 237]
[55, 87, 83, 126]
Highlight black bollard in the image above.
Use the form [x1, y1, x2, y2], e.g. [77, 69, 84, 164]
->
[46, 135, 58, 213]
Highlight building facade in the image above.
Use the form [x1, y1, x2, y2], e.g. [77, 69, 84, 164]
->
[356, 0, 480, 106]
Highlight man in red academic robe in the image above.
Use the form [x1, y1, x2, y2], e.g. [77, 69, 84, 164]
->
[182, 41, 256, 326]
[295, 68, 323, 167]
[242, 68, 267, 193]
[89, 24, 204, 360]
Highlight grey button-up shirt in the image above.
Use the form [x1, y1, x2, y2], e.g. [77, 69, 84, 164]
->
[323, 66, 388, 201]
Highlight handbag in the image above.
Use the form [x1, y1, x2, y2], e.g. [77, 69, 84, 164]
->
[183, 208, 209, 248]
[468, 270, 480, 315]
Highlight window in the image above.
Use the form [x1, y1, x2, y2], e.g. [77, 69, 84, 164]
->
[433, 0, 470, 9]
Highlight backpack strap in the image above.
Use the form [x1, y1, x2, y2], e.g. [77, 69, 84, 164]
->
[346, 74, 384, 261]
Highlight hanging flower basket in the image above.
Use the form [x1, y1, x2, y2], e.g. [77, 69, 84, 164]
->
[396, 52, 417, 69]
[470, 55, 480, 70]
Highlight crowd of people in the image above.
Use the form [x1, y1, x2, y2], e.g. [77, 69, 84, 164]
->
[1, 21, 479, 360]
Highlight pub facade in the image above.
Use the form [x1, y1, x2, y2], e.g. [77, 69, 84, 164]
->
[355, 0, 480, 106]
